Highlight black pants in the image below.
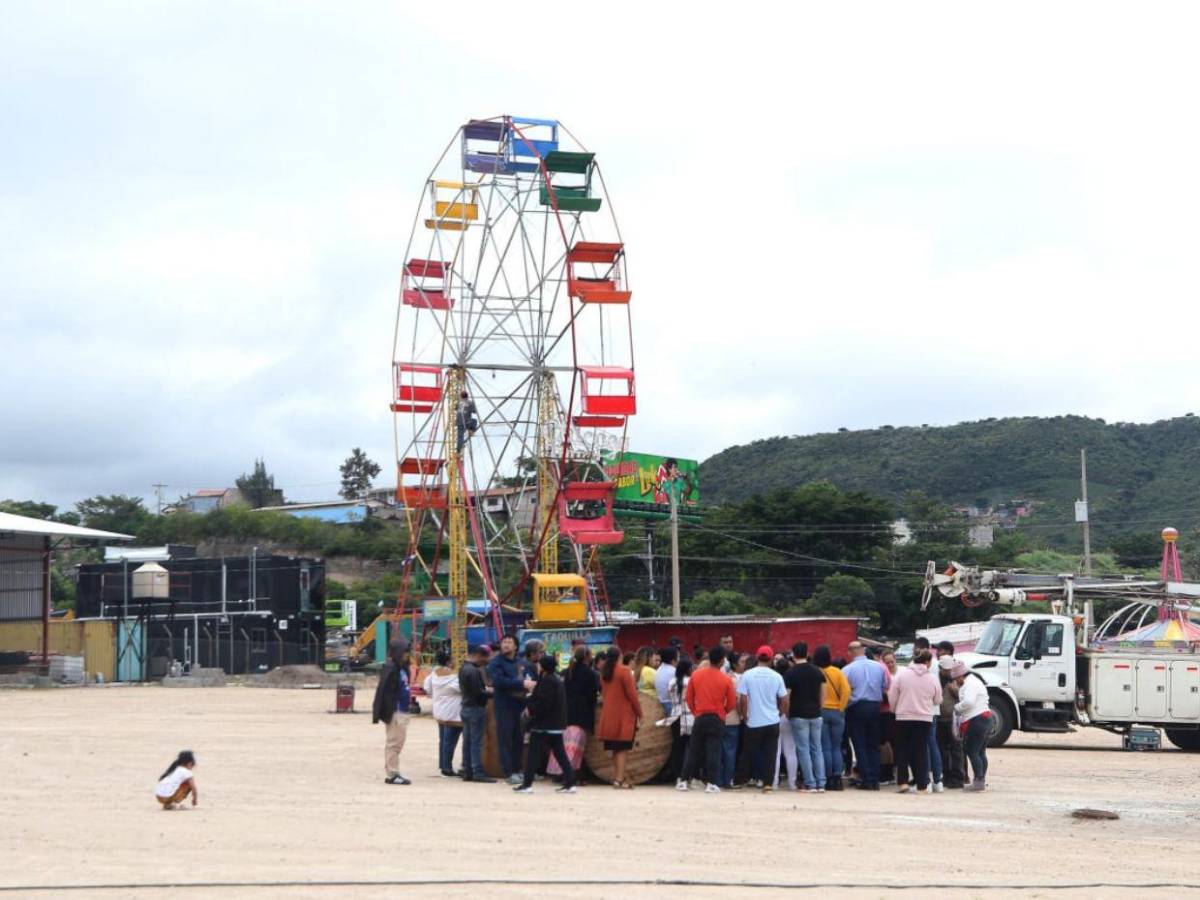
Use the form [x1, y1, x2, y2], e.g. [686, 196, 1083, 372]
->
[735, 723, 780, 785]
[665, 719, 687, 781]
[682, 714, 723, 785]
[522, 731, 574, 789]
[896, 720, 932, 789]
[937, 718, 965, 787]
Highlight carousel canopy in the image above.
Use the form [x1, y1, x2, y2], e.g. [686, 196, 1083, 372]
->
[1099, 613, 1200, 649]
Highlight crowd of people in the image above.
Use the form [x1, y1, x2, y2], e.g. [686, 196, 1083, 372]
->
[370, 632, 994, 795]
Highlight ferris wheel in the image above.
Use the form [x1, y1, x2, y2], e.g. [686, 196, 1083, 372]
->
[390, 115, 636, 661]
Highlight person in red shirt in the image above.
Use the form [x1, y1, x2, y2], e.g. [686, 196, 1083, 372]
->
[681, 646, 737, 793]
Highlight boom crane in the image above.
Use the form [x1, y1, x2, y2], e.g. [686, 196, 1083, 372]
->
[922, 560, 1195, 645]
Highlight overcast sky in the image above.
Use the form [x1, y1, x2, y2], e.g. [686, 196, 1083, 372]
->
[4, 3, 1200, 510]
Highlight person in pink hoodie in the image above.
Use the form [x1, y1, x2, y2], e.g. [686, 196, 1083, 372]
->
[886, 649, 942, 794]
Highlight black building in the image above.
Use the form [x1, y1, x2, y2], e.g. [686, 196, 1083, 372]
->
[76, 554, 325, 676]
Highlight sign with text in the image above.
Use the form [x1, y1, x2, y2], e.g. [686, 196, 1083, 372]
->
[422, 598, 455, 621]
[600, 451, 700, 507]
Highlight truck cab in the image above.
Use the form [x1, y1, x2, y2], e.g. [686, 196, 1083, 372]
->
[956, 613, 1077, 745]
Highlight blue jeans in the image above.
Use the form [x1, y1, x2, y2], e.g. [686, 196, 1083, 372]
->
[789, 717, 825, 788]
[438, 723, 462, 772]
[846, 700, 881, 785]
[964, 715, 990, 783]
[460, 706, 487, 777]
[720, 723, 739, 787]
[927, 715, 943, 782]
[821, 709, 845, 783]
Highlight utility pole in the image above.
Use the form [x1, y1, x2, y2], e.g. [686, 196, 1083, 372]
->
[1078, 448, 1092, 576]
[644, 530, 656, 606]
[152, 483, 167, 515]
[669, 482, 681, 617]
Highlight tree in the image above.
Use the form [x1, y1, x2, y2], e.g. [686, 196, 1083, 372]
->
[622, 598, 665, 618]
[236, 459, 279, 509]
[74, 494, 151, 535]
[670, 481, 895, 608]
[901, 489, 967, 545]
[0, 499, 80, 525]
[686, 589, 763, 616]
[1109, 532, 1163, 571]
[51, 568, 76, 610]
[1, 499, 56, 520]
[808, 573, 875, 616]
[339, 448, 382, 500]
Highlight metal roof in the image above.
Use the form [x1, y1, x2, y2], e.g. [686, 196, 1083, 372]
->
[0, 511, 133, 542]
[623, 615, 860, 625]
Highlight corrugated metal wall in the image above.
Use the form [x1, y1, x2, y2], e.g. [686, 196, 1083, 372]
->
[0, 620, 116, 681]
[0, 535, 45, 621]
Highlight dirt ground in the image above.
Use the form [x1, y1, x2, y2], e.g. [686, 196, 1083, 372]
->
[2, 684, 1200, 899]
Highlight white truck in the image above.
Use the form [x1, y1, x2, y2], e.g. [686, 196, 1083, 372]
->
[924, 562, 1200, 750]
[956, 612, 1200, 750]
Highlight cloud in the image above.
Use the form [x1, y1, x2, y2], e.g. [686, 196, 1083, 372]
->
[3, 1, 1200, 509]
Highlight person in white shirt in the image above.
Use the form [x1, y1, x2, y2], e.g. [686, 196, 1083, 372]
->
[155, 750, 197, 809]
[952, 661, 992, 791]
[423, 649, 464, 777]
[732, 645, 789, 792]
[654, 646, 678, 715]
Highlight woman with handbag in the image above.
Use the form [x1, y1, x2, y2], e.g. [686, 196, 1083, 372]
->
[549, 645, 599, 781]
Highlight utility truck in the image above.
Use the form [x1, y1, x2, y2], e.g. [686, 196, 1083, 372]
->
[923, 561, 1200, 750]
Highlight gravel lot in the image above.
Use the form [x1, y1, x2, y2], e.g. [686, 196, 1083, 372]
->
[2, 684, 1199, 898]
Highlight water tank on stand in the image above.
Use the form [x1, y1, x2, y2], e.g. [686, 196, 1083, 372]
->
[132, 562, 169, 600]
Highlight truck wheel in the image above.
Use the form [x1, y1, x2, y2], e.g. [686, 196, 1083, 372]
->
[986, 691, 1015, 747]
[1165, 728, 1200, 752]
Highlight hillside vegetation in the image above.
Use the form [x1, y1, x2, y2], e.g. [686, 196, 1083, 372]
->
[700, 414, 1200, 542]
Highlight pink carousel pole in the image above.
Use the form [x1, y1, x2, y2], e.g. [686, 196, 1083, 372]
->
[1159, 527, 1183, 622]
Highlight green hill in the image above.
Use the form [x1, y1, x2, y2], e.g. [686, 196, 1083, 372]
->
[700, 414, 1200, 544]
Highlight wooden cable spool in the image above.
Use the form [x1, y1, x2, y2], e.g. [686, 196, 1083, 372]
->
[584, 693, 671, 786]
[482, 691, 673, 785]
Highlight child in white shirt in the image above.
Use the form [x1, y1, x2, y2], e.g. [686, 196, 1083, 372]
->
[155, 750, 198, 809]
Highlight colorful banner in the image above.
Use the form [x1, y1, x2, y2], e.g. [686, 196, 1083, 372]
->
[601, 451, 700, 506]
[518, 626, 619, 672]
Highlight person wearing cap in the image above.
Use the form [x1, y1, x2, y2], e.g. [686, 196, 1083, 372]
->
[372, 638, 414, 785]
[458, 644, 497, 783]
[936, 654, 965, 789]
[953, 660, 992, 791]
[732, 644, 788, 792]
[843, 640, 890, 791]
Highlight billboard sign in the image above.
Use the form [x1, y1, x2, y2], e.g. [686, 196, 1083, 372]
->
[601, 451, 700, 507]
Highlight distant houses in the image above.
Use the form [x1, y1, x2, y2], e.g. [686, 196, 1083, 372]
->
[171, 486, 283, 513]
